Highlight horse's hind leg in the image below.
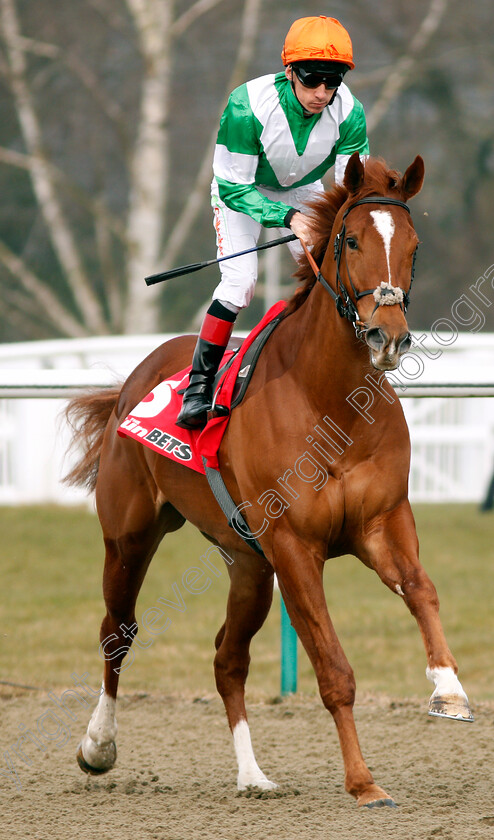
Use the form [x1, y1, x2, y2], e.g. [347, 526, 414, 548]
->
[77, 452, 185, 774]
[213, 548, 276, 790]
[357, 500, 473, 722]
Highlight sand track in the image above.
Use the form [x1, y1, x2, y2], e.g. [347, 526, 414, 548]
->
[1, 690, 492, 840]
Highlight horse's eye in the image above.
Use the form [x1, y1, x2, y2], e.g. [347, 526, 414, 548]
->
[346, 237, 358, 250]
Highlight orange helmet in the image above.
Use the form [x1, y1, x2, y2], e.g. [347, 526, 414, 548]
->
[281, 16, 355, 70]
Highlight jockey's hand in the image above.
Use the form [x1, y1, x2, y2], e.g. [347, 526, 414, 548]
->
[289, 211, 315, 247]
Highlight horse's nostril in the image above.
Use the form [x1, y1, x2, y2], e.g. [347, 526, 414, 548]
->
[366, 327, 386, 351]
[398, 332, 412, 354]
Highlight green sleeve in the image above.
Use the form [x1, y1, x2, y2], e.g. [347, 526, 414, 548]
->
[214, 86, 294, 228]
[215, 178, 293, 228]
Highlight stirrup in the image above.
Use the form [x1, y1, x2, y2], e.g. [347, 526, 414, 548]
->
[208, 404, 230, 421]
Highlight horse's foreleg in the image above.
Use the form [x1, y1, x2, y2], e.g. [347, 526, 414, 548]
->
[214, 550, 276, 791]
[357, 501, 473, 722]
[274, 538, 396, 808]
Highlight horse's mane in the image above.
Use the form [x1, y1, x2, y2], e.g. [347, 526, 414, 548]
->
[283, 157, 404, 317]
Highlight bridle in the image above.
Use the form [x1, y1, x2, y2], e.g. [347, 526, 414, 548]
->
[301, 195, 419, 335]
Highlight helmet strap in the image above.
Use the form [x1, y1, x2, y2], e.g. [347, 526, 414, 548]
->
[328, 89, 338, 106]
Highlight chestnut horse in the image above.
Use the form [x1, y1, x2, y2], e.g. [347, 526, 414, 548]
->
[65, 154, 472, 809]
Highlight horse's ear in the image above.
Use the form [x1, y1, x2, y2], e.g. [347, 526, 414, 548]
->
[343, 152, 365, 195]
[401, 155, 425, 200]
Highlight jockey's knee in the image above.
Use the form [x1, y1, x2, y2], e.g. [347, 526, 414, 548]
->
[213, 261, 258, 311]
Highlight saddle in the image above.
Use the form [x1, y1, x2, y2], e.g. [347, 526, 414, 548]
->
[118, 302, 286, 556]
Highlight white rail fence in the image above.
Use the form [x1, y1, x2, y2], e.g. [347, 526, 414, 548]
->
[1, 333, 494, 505]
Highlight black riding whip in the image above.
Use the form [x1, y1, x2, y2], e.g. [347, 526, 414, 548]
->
[144, 234, 297, 286]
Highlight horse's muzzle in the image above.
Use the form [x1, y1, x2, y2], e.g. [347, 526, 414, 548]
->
[365, 327, 412, 371]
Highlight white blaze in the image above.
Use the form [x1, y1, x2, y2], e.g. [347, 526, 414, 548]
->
[371, 210, 395, 282]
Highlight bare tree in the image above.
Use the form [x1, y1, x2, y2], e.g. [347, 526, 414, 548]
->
[0, 0, 108, 334]
[363, 0, 450, 134]
[0, 0, 261, 337]
[0, 0, 492, 339]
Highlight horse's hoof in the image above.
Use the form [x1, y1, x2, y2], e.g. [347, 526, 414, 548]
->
[76, 739, 117, 775]
[364, 798, 398, 809]
[76, 747, 109, 776]
[357, 785, 397, 809]
[237, 770, 278, 791]
[237, 778, 278, 792]
[428, 694, 474, 722]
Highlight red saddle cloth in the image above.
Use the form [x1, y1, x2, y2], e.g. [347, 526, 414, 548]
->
[117, 301, 286, 473]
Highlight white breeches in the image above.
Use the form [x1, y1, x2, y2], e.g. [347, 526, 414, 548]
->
[210, 180, 325, 310]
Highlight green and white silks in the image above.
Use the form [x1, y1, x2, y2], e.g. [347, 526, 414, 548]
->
[212, 72, 369, 227]
[210, 72, 369, 309]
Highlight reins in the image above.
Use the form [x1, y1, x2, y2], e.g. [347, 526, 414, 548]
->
[300, 195, 418, 334]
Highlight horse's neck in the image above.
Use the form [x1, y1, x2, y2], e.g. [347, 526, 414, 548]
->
[280, 282, 371, 408]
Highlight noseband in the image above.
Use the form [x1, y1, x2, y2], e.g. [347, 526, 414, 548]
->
[302, 195, 419, 332]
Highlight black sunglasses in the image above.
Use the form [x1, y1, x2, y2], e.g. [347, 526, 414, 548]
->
[293, 65, 344, 91]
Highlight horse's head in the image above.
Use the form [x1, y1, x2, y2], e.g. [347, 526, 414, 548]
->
[329, 153, 425, 371]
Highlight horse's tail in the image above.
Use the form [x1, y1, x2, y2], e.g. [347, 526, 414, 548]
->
[63, 388, 121, 491]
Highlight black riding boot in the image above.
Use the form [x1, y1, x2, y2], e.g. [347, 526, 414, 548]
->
[176, 302, 236, 430]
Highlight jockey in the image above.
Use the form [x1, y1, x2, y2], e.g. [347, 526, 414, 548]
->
[177, 15, 369, 429]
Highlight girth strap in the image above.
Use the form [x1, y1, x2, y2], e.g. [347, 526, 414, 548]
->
[203, 458, 266, 557]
